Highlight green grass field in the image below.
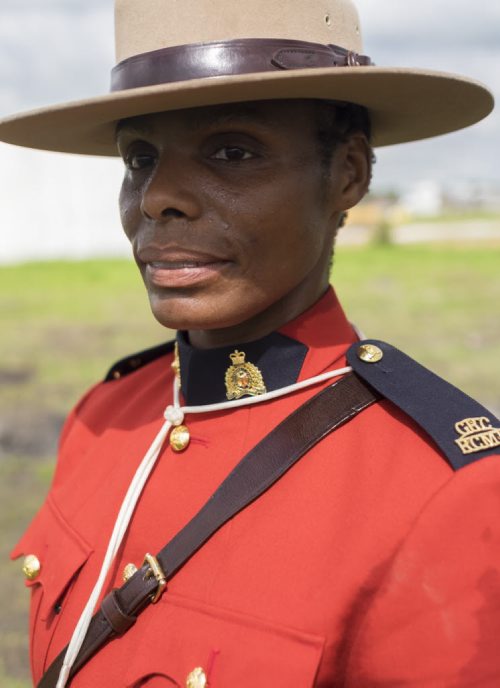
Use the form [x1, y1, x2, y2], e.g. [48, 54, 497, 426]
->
[1, 244, 499, 686]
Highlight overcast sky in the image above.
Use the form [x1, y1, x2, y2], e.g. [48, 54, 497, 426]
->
[0, 0, 499, 261]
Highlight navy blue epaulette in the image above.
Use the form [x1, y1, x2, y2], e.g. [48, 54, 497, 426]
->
[105, 340, 175, 382]
[347, 339, 500, 471]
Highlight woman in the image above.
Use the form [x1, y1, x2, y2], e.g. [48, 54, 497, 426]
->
[3, 1, 500, 686]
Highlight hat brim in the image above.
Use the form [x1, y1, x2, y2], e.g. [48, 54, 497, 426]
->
[0, 66, 493, 155]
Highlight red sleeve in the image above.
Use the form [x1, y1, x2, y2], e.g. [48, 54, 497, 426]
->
[56, 382, 102, 451]
[345, 454, 500, 687]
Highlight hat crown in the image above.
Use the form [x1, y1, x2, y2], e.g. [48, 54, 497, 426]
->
[115, 0, 363, 62]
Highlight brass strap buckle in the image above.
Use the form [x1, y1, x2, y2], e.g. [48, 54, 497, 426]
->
[143, 553, 167, 604]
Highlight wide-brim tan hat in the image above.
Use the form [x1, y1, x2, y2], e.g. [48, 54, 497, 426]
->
[0, 0, 494, 156]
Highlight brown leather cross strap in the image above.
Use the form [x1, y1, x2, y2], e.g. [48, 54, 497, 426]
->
[39, 372, 379, 688]
[111, 38, 373, 91]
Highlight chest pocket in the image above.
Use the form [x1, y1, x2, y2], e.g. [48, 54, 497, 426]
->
[125, 593, 324, 688]
[11, 496, 92, 682]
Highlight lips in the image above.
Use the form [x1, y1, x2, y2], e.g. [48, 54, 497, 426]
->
[150, 260, 210, 269]
[137, 246, 232, 288]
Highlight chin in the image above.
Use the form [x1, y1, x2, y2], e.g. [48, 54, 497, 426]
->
[149, 296, 231, 332]
[148, 291, 269, 335]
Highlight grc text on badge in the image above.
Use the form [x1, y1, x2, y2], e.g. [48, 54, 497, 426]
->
[455, 417, 500, 455]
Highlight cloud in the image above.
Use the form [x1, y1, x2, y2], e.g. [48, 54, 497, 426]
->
[0, 4, 113, 113]
[1, 0, 106, 12]
[357, 0, 500, 50]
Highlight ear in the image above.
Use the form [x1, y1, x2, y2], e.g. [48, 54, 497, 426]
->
[328, 133, 372, 212]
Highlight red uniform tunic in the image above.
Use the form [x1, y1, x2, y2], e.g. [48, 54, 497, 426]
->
[12, 289, 500, 687]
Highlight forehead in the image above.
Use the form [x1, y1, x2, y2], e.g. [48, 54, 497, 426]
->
[117, 99, 320, 137]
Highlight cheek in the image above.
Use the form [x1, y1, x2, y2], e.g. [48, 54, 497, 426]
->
[238, 188, 327, 274]
[119, 180, 141, 240]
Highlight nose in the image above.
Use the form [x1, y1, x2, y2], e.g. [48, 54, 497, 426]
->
[140, 154, 202, 222]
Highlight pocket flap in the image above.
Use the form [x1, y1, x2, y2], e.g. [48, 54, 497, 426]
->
[126, 594, 324, 688]
[11, 496, 92, 621]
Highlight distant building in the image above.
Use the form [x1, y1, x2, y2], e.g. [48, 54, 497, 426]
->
[400, 181, 443, 217]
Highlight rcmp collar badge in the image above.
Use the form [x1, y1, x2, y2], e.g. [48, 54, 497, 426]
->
[225, 350, 267, 400]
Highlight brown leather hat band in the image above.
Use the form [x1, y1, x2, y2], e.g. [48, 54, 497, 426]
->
[110, 38, 372, 92]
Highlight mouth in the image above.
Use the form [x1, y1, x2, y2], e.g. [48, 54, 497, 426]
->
[138, 248, 232, 288]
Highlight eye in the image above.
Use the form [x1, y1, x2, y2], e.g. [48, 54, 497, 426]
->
[211, 146, 254, 162]
[125, 152, 157, 170]
[122, 142, 158, 171]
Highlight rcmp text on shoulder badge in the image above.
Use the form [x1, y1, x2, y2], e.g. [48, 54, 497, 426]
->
[454, 416, 500, 455]
[225, 350, 267, 400]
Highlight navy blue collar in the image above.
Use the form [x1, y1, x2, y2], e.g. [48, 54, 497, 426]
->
[176, 330, 308, 406]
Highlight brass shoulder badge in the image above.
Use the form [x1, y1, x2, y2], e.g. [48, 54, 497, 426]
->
[455, 416, 500, 455]
[225, 350, 267, 400]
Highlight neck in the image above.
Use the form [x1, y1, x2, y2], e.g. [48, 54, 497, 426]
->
[187, 275, 331, 350]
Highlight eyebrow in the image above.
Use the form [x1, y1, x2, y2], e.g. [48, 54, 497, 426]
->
[116, 103, 273, 140]
[116, 119, 152, 138]
[188, 104, 273, 131]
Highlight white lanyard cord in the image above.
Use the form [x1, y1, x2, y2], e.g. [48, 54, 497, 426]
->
[56, 363, 352, 687]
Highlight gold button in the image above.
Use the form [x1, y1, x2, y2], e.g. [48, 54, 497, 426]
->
[113, 370, 121, 379]
[186, 667, 207, 688]
[170, 425, 190, 452]
[357, 344, 384, 364]
[122, 563, 138, 582]
[22, 554, 41, 581]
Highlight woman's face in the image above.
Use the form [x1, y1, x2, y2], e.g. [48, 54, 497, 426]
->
[117, 100, 369, 348]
